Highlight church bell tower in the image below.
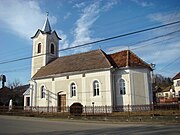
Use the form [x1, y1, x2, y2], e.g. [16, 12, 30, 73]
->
[31, 14, 61, 77]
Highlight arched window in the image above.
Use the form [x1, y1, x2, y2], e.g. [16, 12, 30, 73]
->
[93, 80, 99, 96]
[119, 79, 126, 95]
[41, 86, 45, 98]
[37, 43, 41, 53]
[70, 83, 76, 97]
[50, 43, 55, 54]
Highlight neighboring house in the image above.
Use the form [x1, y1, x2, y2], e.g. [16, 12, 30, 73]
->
[13, 84, 29, 106]
[173, 72, 180, 99]
[0, 85, 29, 106]
[0, 87, 12, 106]
[153, 86, 163, 103]
[23, 16, 153, 112]
[156, 85, 177, 103]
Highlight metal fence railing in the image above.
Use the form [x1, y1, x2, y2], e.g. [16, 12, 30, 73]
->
[0, 103, 180, 116]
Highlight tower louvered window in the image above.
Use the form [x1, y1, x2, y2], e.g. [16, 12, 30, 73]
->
[51, 43, 55, 54]
[37, 43, 41, 53]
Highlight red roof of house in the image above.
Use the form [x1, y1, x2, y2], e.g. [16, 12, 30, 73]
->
[32, 49, 151, 79]
[109, 50, 151, 68]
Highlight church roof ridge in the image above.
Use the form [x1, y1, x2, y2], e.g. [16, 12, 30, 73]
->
[32, 49, 111, 79]
[109, 49, 152, 70]
[32, 49, 152, 79]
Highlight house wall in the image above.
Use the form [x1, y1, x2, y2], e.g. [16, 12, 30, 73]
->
[32, 70, 112, 107]
[173, 79, 180, 97]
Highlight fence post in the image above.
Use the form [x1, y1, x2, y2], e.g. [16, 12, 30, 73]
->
[67, 106, 69, 114]
[105, 105, 107, 116]
[92, 102, 94, 115]
[151, 103, 154, 116]
[85, 105, 87, 116]
[128, 104, 130, 117]
[37, 106, 39, 115]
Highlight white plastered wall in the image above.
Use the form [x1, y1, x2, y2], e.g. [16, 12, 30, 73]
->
[173, 79, 180, 97]
[113, 68, 152, 106]
[32, 70, 112, 107]
[130, 68, 152, 105]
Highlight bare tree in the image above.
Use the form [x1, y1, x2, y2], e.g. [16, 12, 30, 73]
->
[7, 79, 22, 89]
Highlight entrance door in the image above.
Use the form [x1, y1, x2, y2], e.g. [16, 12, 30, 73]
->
[26, 97, 30, 106]
[58, 94, 66, 112]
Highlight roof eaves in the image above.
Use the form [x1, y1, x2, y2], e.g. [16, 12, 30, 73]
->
[172, 72, 180, 80]
[31, 29, 43, 39]
[23, 87, 31, 95]
[32, 67, 112, 80]
[53, 30, 62, 40]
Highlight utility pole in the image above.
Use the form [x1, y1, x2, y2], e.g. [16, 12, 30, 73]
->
[150, 63, 156, 104]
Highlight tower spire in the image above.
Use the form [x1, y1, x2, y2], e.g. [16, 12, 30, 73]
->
[42, 12, 51, 33]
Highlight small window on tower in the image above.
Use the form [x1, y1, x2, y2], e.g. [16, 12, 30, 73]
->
[37, 43, 41, 53]
[51, 43, 55, 54]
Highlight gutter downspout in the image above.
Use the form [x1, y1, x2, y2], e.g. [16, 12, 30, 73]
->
[111, 68, 116, 108]
[31, 79, 37, 107]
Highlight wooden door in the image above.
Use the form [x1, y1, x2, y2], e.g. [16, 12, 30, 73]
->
[58, 94, 66, 112]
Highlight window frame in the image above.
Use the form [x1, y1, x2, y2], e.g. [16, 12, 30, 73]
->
[50, 43, 55, 54]
[37, 43, 42, 54]
[176, 80, 180, 86]
[26, 97, 30, 106]
[119, 79, 126, 95]
[70, 82, 77, 97]
[93, 80, 100, 96]
[41, 85, 46, 99]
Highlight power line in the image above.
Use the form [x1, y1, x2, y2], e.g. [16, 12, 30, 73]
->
[107, 29, 180, 52]
[0, 20, 180, 65]
[59, 20, 180, 52]
[131, 30, 180, 50]
[1, 36, 180, 74]
[0, 6, 176, 58]
[0, 7, 176, 58]
[158, 56, 180, 71]
[130, 29, 180, 47]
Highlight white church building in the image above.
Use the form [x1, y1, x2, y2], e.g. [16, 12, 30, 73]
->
[23, 16, 153, 112]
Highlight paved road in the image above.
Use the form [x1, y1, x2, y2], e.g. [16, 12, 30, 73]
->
[0, 115, 180, 135]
